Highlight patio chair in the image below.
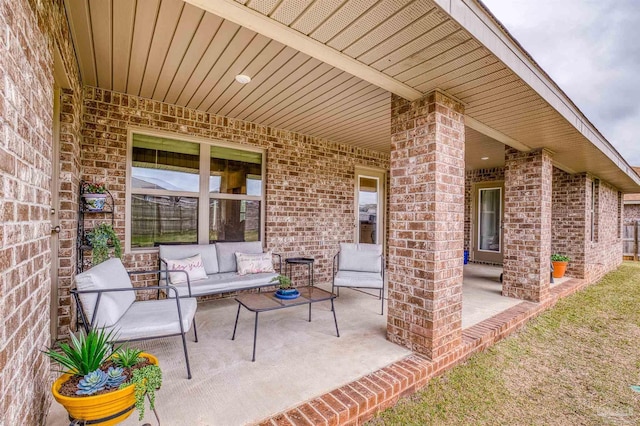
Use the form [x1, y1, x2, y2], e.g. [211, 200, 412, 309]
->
[332, 243, 385, 315]
[72, 258, 199, 379]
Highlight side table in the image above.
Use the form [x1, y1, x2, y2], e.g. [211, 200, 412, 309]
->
[285, 257, 314, 286]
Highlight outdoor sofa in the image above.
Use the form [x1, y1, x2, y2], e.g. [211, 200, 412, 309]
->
[158, 241, 281, 298]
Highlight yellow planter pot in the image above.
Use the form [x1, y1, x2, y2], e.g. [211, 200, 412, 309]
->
[52, 353, 158, 426]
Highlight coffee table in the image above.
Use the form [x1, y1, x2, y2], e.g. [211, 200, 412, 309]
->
[231, 286, 340, 361]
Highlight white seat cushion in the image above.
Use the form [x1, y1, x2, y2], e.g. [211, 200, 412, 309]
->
[106, 298, 198, 341]
[75, 258, 135, 327]
[161, 271, 278, 297]
[334, 270, 383, 289]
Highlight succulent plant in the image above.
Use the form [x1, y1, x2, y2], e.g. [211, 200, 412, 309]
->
[76, 369, 109, 395]
[112, 347, 143, 368]
[106, 366, 126, 388]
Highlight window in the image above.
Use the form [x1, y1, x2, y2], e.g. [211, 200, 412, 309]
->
[127, 131, 264, 250]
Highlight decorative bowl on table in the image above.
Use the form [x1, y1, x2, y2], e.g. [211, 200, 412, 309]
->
[274, 288, 300, 300]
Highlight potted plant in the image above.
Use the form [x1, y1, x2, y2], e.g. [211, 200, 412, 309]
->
[270, 274, 299, 299]
[86, 223, 122, 265]
[551, 254, 570, 278]
[82, 181, 108, 211]
[44, 328, 161, 425]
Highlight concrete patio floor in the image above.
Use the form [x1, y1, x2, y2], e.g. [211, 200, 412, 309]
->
[46, 265, 572, 425]
[461, 263, 570, 328]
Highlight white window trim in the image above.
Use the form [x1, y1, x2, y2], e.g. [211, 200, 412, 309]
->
[125, 127, 266, 253]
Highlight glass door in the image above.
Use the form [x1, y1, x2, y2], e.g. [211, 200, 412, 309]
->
[473, 183, 503, 263]
[355, 168, 385, 245]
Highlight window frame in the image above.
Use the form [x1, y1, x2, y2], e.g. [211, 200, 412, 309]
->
[125, 127, 266, 253]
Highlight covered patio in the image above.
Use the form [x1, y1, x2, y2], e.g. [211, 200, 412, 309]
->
[3, 0, 640, 425]
[46, 265, 577, 425]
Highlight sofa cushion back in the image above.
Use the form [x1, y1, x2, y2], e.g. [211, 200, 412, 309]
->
[215, 241, 263, 273]
[159, 244, 219, 274]
[339, 243, 382, 273]
[74, 258, 135, 328]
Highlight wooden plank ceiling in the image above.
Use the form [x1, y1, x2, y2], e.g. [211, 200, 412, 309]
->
[64, 0, 637, 185]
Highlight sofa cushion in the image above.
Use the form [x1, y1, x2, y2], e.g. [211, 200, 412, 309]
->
[339, 243, 382, 273]
[75, 258, 136, 328]
[235, 252, 275, 275]
[159, 244, 219, 274]
[215, 241, 263, 273]
[166, 254, 208, 284]
[161, 271, 278, 297]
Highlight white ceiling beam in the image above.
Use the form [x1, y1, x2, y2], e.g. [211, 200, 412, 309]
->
[465, 115, 530, 152]
[183, 0, 423, 101]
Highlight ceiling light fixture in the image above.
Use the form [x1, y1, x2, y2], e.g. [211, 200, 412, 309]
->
[235, 74, 251, 84]
[481, 156, 489, 160]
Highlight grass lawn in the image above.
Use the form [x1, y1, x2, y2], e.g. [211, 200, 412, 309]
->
[370, 262, 640, 425]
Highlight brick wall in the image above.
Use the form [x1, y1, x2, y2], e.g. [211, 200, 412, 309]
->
[503, 148, 553, 302]
[585, 179, 622, 281]
[56, 87, 83, 337]
[387, 91, 465, 359]
[464, 167, 504, 254]
[551, 168, 588, 278]
[624, 204, 640, 224]
[59, 86, 389, 324]
[1, 0, 58, 423]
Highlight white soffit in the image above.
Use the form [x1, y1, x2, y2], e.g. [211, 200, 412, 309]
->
[63, 0, 640, 191]
[184, 0, 422, 100]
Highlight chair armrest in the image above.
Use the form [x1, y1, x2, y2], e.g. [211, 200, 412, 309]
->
[72, 284, 188, 330]
[130, 268, 194, 298]
[333, 252, 340, 275]
[272, 252, 282, 273]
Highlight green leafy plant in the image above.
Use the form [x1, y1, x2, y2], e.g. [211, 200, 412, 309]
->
[43, 328, 120, 376]
[112, 347, 143, 368]
[120, 364, 162, 420]
[270, 274, 292, 289]
[82, 181, 107, 194]
[551, 254, 570, 262]
[86, 223, 122, 265]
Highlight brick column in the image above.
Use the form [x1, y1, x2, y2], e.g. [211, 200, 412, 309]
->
[387, 91, 465, 360]
[503, 148, 553, 302]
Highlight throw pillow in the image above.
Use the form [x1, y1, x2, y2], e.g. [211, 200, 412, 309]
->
[166, 254, 208, 284]
[235, 252, 275, 275]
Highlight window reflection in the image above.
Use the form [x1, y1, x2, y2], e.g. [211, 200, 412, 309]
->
[210, 146, 262, 195]
[209, 199, 260, 242]
[131, 195, 198, 248]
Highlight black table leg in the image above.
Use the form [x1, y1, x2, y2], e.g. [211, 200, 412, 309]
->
[308, 302, 312, 322]
[231, 303, 241, 340]
[252, 312, 259, 362]
[331, 299, 340, 337]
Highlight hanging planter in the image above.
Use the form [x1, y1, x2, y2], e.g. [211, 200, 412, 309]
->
[82, 193, 108, 211]
[81, 182, 109, 211]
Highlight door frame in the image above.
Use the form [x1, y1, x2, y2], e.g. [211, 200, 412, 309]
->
[472, 181, 504, 264]
[49, 86, 61, 343]
[354, 166, 386, 250]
